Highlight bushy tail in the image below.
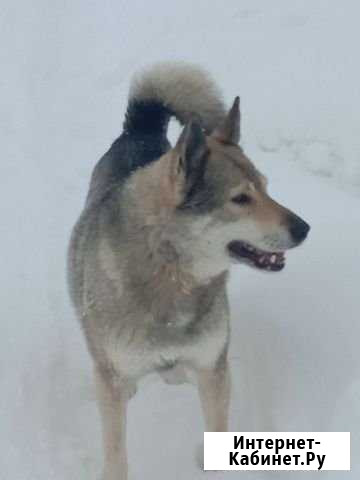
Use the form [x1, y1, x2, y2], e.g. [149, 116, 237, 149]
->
[123, 62, 226, 135]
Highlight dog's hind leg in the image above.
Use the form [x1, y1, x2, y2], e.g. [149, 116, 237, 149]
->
[94, 366, 135, 480]
[196, 353, 231, 432]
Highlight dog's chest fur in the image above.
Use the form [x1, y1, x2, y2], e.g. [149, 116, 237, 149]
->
[93, 236, 230, 377]
[97, 235, 228, 327]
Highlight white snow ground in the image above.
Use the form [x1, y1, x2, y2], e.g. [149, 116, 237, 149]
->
[1, 1, 359, 479]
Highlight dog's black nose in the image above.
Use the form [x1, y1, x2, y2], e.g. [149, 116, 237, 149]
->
[289, 215, 310, 243]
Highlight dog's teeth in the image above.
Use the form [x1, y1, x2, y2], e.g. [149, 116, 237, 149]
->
[270, 254, 277, 264]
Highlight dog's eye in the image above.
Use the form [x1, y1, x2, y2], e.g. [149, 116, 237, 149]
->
[231, 194, 251, 205]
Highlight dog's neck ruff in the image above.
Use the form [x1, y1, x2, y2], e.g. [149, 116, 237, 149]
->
[126, 222, 225, 305]
[151, 261, 198, 296]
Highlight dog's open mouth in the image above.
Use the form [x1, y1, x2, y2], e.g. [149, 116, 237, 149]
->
[227, 241, 285, 272]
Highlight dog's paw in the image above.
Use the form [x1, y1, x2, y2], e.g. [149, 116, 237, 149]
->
[195, 442, 204, 470]
[195, 443, 224, 474]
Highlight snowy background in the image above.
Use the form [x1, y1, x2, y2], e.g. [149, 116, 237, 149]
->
[1, 1, 359, 479]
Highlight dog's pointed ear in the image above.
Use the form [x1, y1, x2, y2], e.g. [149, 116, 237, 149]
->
[174, 120, 208, 185]
[212, 96, 240, 144]
[166, 121, 209, 207]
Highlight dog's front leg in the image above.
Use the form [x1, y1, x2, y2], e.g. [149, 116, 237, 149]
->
[95, 367, 135, 480]
[196, 354, 231, 432]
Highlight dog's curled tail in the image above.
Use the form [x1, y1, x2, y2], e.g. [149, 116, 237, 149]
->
[123, 62, 226, 135]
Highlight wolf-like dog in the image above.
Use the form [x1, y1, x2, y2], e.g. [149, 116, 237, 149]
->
[67, 62, 310, 480]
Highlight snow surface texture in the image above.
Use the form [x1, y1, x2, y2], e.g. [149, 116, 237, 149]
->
[1, 1, 359, 479]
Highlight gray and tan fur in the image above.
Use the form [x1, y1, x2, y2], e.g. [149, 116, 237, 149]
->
[67, 62, 309, 480]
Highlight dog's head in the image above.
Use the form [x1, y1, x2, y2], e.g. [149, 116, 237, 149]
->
[132, 98, 310, 276]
